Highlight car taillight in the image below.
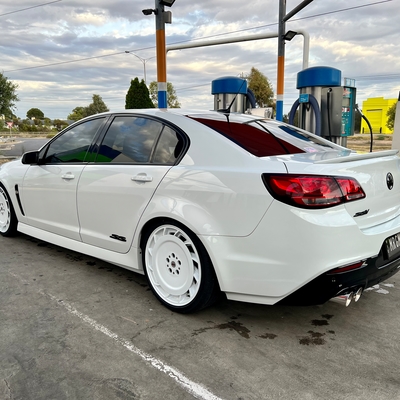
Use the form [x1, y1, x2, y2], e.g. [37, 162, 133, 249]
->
[327, 260, 366, 274]
[262, 174, 365, 209]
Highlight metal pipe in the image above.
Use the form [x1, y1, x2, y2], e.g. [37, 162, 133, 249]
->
[353, 287, 363, 302]
[166, 29, 310, 112]
[293, 29, 309, 69]
[283, 0, 314, 22]
[166, 32, 279, 53]
[330, 293, 353, 307]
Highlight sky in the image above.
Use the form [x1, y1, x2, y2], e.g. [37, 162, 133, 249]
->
[1, 0, 399, 120]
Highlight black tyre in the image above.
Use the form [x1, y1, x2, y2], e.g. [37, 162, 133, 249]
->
[0, 185, 18, 237]
[141, 220, 220, 313]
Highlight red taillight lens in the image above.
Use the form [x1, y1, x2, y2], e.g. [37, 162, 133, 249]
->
[335, 178, 365, 201]
[262, 174, 365, 209]
[327, 260, 366, 274]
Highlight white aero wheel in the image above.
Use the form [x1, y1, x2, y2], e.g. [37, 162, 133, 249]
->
[142, 222, 219, 313]
[0, 185, 17, 237]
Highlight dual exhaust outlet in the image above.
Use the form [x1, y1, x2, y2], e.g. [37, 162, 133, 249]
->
[330, 287, 363, 307]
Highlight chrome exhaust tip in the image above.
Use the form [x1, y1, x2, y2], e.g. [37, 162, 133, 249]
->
[353, 287, 363, 302]
[330, 293, 353, 307]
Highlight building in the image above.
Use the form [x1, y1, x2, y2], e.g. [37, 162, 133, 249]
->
[361, 97, 397, 134]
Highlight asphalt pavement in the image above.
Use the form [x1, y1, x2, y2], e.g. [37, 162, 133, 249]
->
[1, 233, 400, 399]
[0, 138, 49, 158]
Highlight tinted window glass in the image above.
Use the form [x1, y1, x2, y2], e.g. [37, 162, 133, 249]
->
[189, 114, 342, 157]
[153, 126, 183, 164]
[261, 120, 340, 152]
[43, 118, 104, 163]
[191, 117, 301, 157]
[97, 116, 162, 163]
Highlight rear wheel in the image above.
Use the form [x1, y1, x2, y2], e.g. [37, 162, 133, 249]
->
[0, 185, 18, 237]
[142, 221, 219, 313]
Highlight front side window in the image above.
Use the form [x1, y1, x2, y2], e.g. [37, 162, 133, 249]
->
[43, 118, 104, 163]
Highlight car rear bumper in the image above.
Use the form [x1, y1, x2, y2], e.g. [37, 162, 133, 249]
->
[277, 249, 400, 306]
[201, 201, 400, 306]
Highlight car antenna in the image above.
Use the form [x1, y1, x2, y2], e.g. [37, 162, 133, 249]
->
[217, 78, 247, 121]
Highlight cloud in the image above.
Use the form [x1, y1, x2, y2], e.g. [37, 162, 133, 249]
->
[0, 0, 398, 119]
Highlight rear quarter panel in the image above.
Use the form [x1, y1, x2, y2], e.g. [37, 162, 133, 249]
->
[136, 115, 288, 238]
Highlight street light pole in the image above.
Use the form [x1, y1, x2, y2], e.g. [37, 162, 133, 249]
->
[125, 51, 156, 84]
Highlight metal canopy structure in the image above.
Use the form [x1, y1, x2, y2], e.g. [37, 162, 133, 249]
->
[144, 0, 314, 111]
[276, 0, 314, 120]
[166, 30, 310, 71]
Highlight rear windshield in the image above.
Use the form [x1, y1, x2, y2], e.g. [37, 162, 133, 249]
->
[190, 116, 338, 157]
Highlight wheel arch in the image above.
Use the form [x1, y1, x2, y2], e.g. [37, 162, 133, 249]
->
[0, 181, 15, 212]
[139, 216, 205, 253]
[0, 179, 25, 222]
[0, 181, 18, 236]
[0, 179, 12, 198]
[138, 216, 222, 312]
[137, 216, 222, 288]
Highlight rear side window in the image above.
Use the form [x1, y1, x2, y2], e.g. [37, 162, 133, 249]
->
[96, 116, 185, 165]
[153, 126, 183, 164]
[97, 116, 162, 163]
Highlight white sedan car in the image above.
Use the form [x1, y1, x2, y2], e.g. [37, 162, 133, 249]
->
[1, 109, 400, 313]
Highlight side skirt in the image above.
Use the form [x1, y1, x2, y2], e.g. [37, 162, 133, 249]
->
[17, 222, 144, 274]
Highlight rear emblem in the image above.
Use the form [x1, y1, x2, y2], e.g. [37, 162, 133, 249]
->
[386, 173, 394, 190]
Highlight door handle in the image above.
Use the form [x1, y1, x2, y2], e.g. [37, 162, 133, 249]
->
[131, 174, 153, 182]
[61, 173, 75, 180]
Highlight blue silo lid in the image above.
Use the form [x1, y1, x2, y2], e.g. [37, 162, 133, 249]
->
[211, 76, 248, 94]
[297, 66, 341, 89]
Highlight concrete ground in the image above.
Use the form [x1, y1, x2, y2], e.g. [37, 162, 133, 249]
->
[1, 233, 400, 400]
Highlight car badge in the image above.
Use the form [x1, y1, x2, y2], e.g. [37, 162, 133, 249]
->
[386, 172, 394, 190]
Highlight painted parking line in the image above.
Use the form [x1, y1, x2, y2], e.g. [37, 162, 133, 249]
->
[8, 272, 223, 400]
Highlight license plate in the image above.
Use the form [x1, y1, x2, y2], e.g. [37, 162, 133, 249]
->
[385, 232, 400, 260]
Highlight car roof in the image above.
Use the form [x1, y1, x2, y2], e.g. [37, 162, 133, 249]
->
[91, 108, 270, 124]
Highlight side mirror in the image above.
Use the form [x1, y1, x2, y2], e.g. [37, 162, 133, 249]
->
[21, 151, 40, 165]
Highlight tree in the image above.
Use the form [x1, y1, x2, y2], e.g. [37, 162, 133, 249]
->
[125, 78, 154, 109]
[247, 67, 274, 108]
[67, 106, 86, 121]
[53, 119, 68, 131]
[85, 94, 109, 116]
[387, 102, 397, 131]
[67, 95, 109, 122]
[149, 81, 181, 108]
[27, 108, 44, 120]
[0, 72, 19, 118]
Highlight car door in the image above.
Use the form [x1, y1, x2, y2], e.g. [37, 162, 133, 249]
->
[77, 114, 185, 253]
[20, 117, 106, 241]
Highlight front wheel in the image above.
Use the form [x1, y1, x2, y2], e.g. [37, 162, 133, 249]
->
[142, 221, 220, 313]
[0, 185, 18, 237]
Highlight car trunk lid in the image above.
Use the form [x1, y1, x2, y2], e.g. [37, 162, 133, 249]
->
[276, 150, 400, 230]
